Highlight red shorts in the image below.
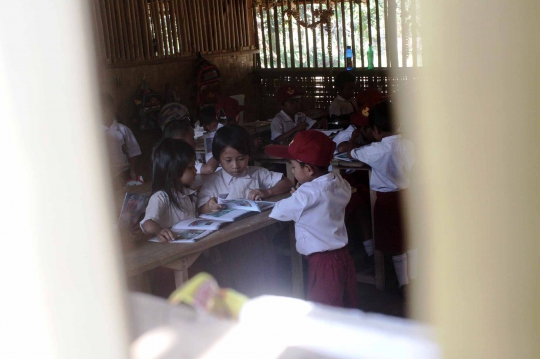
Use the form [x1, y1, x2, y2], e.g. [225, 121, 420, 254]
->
[307, 246, 357, 308]
[374, 191, 406, 253]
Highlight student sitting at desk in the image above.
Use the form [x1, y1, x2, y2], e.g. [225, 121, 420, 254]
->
[162, 120, 219, 175]
[198, 125, 293, 297]
[265, 131, 357, 308]
[215, 96, 244, 125]
[348, 100, 417, 292]
[270, 85, 317, 143]
[199, 106, 222, 133]
[140, 138, 198, 243]
[328, 71, 358, 119]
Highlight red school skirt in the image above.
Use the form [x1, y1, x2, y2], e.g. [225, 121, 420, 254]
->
[373, 190, 407, 254]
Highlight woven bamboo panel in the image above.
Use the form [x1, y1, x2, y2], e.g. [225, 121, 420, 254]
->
[254, 68, 419, 120]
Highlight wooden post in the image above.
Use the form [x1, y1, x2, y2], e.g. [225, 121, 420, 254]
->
[164, 252, 203, 288]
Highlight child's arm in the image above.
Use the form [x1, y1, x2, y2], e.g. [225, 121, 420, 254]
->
[199, 198, 226, 214]
[273, 123, 308, 143]
[199, 157, 219, 175]
[248, 177, 294, 200]
[142, 219, 175, 243]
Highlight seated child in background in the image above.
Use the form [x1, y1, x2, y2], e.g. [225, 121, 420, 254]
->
[101, 93, 141, 187]
[328, 71, 358, 119]
[198, 125, 293, 213]
[265, 131, 357, 308]
[199, 106, 222, 133]
[140, 138, 198, 243]
[162, 120, 218, 175]
[348, 100, 417, 290]
[270, 85, 317, 143]
[215, 96, 244, 125]
[197, 125, 294, 297]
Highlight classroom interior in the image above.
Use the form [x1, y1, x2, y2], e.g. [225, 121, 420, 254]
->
[2, 1, 539, 358]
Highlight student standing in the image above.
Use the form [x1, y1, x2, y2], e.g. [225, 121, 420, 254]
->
[265, 131, 357, 308]
[348, 100, 417, 290]
[328, 71, 358, 118]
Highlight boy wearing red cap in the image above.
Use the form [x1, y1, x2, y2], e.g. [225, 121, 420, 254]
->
[270, 85, 317, 143]
[266, 131, 357, 308]
[215, 96, 244, 125]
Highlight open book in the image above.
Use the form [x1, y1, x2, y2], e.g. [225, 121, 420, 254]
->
[149, 229, 214, 243]
[118, 193, 150, 230]
[333, 152, 358, 162]
[172, 218, 225, 231]
[217, 197, 276, 212]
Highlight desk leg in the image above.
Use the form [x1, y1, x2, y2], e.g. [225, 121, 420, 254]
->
[289, 223, 304, 299]
[164, 252, 203, 288]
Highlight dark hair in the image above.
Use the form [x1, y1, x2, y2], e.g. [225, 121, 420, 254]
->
[199, 106, 218, 127]
[151, 138, 196, 210]
[298, 161, 329, 175]
[162, 120, 193, 139]
[212, 125, 252, 159]
[335, 71, 356, 90]
[369, 100, 393, 132]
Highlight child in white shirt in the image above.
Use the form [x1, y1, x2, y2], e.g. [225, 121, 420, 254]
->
[270, 85, 317, 143]
[140, 138, 198, 243]
[266, 130, 357, 308]
[197, 125, 293, 297]
[348, 100, 416, 290]
[328, 71, 358, 119]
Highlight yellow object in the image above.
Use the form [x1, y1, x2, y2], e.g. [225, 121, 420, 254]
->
[168, 273, 248, 319]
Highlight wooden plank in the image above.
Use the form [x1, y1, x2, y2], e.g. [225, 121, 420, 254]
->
[203, 0, 214, 52]
[366, 0, 373, 48]
[155, 0, 167, 57]
[340, 0, 346, 68]
[218, 0, 227, 51]
[349, 0, 356, 68]
[320, 1, 326, 68]
[131, 0, 144, 59]
[113, 0, 127, 60]
[104, 0, 119, 61]
[126, 0, 138, 59]
[188, 0, 200, 52]
[171, 0, 183, 54]
[164, 1, 175, 56]
[289, 0, 295, 68]
[310, 0, 317, 68]
[232, 0, 240, 51]
[139, 0, 153, 59]
[181, 0, 193, 54]
[118, 0, 133, 60]
[358, 0, 365, 67]
[148, 1, 160, 57]
[411, 0, 417, 67]
[97, 0, 112, 60]
[387, 0, 398, 68]
[303, 1, 309, 68]
[384, 0, 390, 67]
[375, 0, 382, 67]
[237, 0, 246, 49]
[258, 2, 268, 67]
[401, 0, 406, 66]
[281, 2, 288, 68]
[213, 0, 222, 50]
[265, 0, 274, 68]
[273, 2, 281, 68]
[242, 0, 251, 47]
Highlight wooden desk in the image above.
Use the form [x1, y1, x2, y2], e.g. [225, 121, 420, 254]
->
[331, 160, 385, 291]
[124, 194, 304, 299]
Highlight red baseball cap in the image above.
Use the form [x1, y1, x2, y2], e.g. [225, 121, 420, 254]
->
[350, 110, 370, 127]
[215, 96, 244, 120]
[265, 130, 336, 167]
[275, 85, 304, 103]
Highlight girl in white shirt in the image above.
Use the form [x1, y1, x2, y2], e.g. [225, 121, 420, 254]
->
[141, 138, 198, 243]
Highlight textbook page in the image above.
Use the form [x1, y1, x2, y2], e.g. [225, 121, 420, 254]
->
[218, 198, 263, 212]
[200, 209, 252, 222]
[172, 219, 225, 231]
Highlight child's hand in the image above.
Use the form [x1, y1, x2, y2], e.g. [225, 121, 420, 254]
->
[290, 182, 301, 194]
[248, 188, 269, 200]
[207, 197, 226, 212]
[294, 122, 309, 133]
[157, 228, 175, 243]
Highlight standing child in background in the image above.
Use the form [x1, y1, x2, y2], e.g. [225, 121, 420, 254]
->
[265, 131, 357, 308]
[270, 85, 317, 143]
[162, 120, 218, 175]
[101, 93, 141, 187]
[328, 71, 358, 119]
[348, 100, 416, 291]
[199, 106, 222, 133]
[140, 138, 198, 242]
[197, 125, 293, 297]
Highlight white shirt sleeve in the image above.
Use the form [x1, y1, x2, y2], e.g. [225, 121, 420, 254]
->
[257, 168, 284, 189]
[350, 145, 382, 166]
[305, 116, 317, 129]
[140, 192, 168, 231]
[328, 101, 341, 117]
[122, 126, 141, 158]
[269, 192, 305, 223]
[197, 180, 218, 208]
[270, 117, 283, 141]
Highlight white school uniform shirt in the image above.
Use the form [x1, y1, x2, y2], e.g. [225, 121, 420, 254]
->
[104, 120, 141, 176]
[270, 173, 351, 256]
[140, 188, 198, 232]
[270, 110, 316, 141]
[197, 166, 283, 207]
[350, 135, 415, 192]
[328, 95, 358, 117]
